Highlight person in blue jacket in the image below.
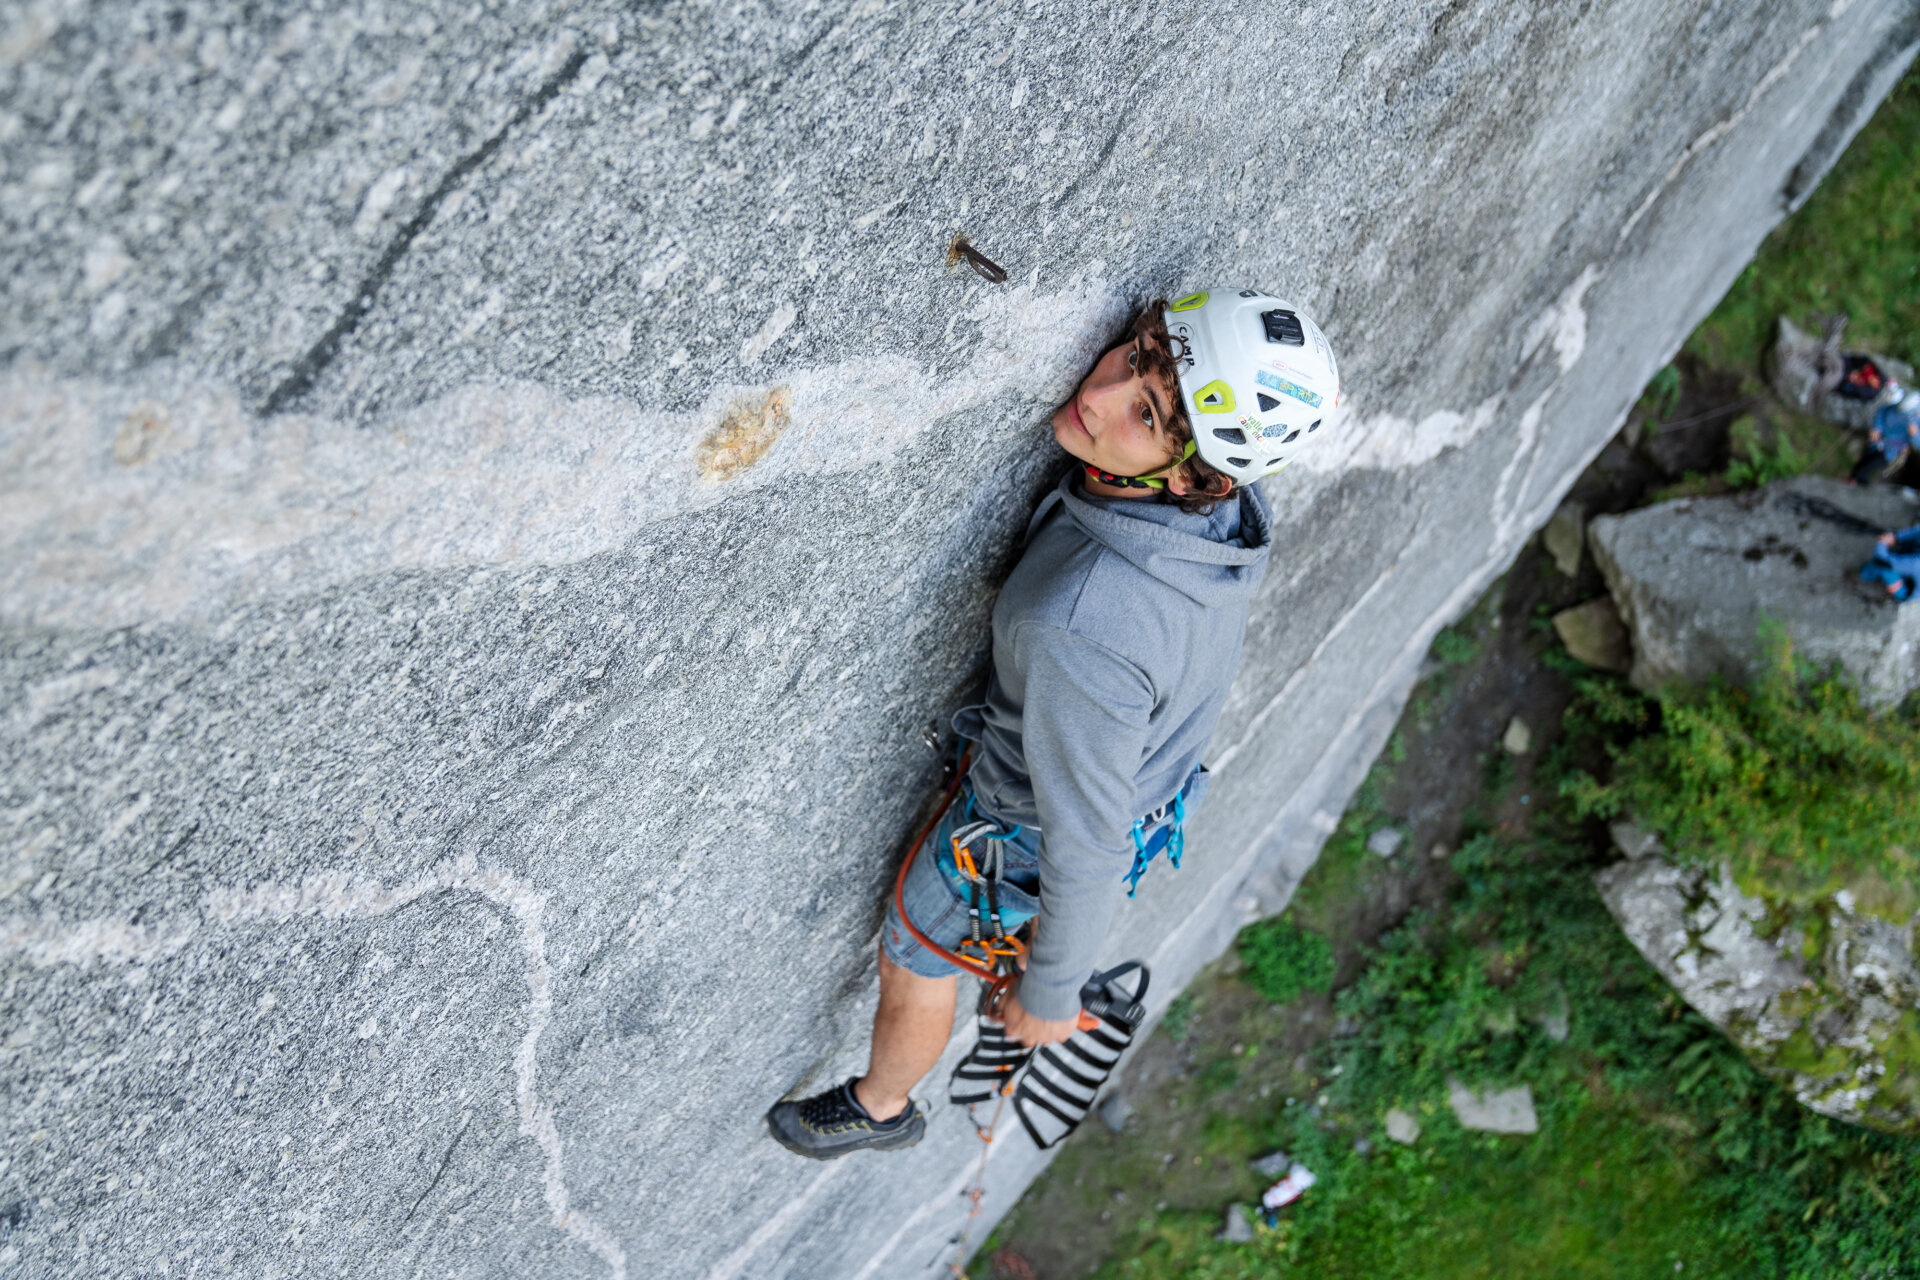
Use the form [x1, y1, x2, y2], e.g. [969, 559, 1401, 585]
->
[765, 290, 1343, 1159]
[1861, 525, 1920, 602]
[1850, 383, 1920, 486]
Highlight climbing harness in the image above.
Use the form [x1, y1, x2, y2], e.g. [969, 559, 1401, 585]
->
[889, 754, 1023, 1279]
[945, 808, 1031, 976]
[1013, 962, 1151, 1149]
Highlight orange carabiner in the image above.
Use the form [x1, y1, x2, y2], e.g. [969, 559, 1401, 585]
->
[951, 834, 979, 881]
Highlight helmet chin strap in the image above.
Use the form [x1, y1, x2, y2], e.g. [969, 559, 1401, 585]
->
[1083, 440, 1197, 491]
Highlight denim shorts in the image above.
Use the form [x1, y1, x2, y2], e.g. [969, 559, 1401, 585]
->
[881, 782, 1042, 981]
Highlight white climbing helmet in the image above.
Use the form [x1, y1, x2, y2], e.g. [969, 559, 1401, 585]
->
[1162, 289, 1342, 484]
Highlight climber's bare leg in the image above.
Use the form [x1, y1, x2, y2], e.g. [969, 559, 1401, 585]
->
[853, 950, 957, 1121]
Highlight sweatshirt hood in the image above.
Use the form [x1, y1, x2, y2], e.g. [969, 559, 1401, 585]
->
[1030, 471, 1274, 608]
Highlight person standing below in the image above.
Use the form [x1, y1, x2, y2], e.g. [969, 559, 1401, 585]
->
[767, 289, 1343, 1157]
[1861, 524, 1920, 602]
[1851, 380, 1920, 486]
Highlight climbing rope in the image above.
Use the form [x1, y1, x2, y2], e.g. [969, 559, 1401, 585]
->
[890, 754, 1152, 1275]
[890, 751, 1024, 1278]
[950, 1086, 1009, 1280]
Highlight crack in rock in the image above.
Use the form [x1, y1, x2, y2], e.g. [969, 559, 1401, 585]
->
[258, 46, 591, 417]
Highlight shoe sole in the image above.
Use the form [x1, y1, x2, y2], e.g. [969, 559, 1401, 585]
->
[766, 1110, 925, 1160]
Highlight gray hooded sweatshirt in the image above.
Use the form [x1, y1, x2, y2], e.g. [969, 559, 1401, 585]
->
[955, 472, 1274, 1020]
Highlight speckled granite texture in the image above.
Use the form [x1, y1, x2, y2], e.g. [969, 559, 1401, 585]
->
[4, 2, 1916, 1277]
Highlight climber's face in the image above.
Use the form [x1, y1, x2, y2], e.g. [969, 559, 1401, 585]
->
[1051, 336, 1184, 483]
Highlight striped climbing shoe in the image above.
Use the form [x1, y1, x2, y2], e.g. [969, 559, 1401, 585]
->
[948, 999, 1033, 1106]
[1014, 962, 1150, 1149]
[766, 1078, 926, 1160]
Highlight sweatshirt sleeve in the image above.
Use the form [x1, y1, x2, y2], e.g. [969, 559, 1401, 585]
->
[1012, 622, 1153, 1021]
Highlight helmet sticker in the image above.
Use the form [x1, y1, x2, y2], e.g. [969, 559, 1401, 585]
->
[1256, 368, 1323, 408]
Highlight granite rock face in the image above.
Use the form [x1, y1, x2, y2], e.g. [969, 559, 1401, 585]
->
[1590, 476, 1920, 706]
[4, 3, 1918, 1278]
[1597, 854, 1920, 1134]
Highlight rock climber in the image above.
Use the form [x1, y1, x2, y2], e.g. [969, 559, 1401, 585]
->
[766, 290, 1342, 1158]
[1860, 525, 1920, 602]
[1849, 380, 1920, 486]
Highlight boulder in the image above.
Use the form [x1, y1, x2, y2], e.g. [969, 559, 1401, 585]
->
[1218, 1203, 1256, 1244]
[1597, 856, 1920, 1133]
[1589, 477, 1920, 706]
[1446, 1079, 1538, 1133]
[1769, 316, 1915, 431]
[1384, 1108, 1422, 1145]
[1609, 819, 1666, 861]
[1544, 501, 1588, 577]
[1366, 827, 1406, 858]
[1553, 596, 1633, 673]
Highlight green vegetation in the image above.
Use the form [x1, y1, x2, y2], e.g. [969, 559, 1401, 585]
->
[1563, 634, 1920, 906]
[1722, 415, 1811, 488]
[1687, 70, 1920, 373]
[1083, 802, 1920, 1280]
[1160, 992, 1197, 1044]
[1639, 362, 1683, 420]
[1235, 917, 1334, 1007]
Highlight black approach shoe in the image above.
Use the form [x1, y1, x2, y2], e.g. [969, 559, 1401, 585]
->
[766, 1078, 925, 1160]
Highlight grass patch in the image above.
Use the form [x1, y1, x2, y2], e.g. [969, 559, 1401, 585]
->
[1085, 822, 1920, 1280]
[1561, 633, 1920, 905]
[1236, 918, 1335, 1007]
[1723, 415, 1811, 488]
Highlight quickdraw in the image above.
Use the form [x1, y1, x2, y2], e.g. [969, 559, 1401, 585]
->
[948, 818, 1030, 974]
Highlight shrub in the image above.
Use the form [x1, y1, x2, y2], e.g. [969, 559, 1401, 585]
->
[1724, 416, 1810, 489]
[1562, 633, 1920, 902]
[1237, 915, 1335, 1006]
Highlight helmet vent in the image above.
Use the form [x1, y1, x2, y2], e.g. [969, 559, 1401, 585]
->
[1308, 419, 1322, 432]
[1283, 430, 1301, 443]
[1267, 458, 1283, 467]
[1261, 310, 1305, 346]
[1256, 392, 1282, 413]
[1212, 427, 1248, 445]
[1226, 456, 1252, 468]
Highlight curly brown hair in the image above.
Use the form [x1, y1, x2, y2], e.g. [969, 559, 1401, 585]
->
[1126, 301, 1235, 514]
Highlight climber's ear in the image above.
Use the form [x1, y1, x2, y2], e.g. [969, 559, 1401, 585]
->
[1165, 470, 1234, 499]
